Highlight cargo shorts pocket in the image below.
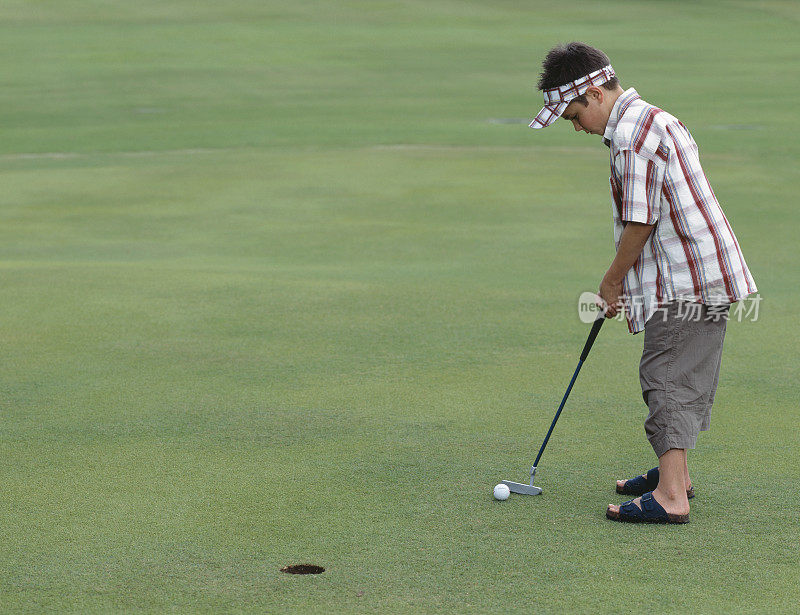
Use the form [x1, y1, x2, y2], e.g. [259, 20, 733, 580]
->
[667, 324, 726, 407]
[642, 305, 674, 351]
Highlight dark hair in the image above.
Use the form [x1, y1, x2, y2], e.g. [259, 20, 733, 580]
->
[537, 42, 620, 105]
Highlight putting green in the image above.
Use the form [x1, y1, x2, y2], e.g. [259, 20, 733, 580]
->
[1, 1, 797, 612]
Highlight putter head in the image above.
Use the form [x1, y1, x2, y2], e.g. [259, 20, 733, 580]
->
[500, 480, 542, 496]
[500, 466, 542, 496]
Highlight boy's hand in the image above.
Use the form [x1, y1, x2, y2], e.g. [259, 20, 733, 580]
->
[598, 276, 623, 318]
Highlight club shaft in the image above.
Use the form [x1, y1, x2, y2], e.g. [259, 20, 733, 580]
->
[532, 359, 584, 468]
[530, 315, 604, 469]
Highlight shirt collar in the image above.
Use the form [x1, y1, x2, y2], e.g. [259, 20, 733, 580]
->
[603, 88, 640, 147]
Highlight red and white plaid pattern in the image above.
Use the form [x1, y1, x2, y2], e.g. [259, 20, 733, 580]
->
[530, 65, 616, 129]
[604, 89, 757, 333]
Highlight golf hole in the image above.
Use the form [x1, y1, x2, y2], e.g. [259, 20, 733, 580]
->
[280, 564, 325, 575]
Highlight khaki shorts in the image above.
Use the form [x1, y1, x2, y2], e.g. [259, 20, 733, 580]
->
[639, 301, 728, 458]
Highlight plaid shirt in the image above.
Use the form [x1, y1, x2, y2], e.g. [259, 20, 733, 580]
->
[603, 89, 757, 333]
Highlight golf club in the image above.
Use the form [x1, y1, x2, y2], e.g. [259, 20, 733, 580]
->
[501, 310, 606, 495]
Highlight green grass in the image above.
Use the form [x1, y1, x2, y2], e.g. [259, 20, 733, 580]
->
[1, 1, 798, 613]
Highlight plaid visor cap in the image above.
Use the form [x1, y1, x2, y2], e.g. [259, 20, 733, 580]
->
[530, 65, 616, 129]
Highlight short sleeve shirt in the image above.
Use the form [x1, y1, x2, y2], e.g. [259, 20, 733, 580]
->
[603, 88, 757, 333]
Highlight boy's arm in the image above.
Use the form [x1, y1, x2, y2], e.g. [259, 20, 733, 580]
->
[598, 221, 656, 318]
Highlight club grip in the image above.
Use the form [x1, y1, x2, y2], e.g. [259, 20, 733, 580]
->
[579, 313, 606, 362]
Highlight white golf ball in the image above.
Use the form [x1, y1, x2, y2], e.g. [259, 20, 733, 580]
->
[493, 483, 510, 501]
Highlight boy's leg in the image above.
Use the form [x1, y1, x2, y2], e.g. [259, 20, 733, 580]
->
[653, 448, 690, 512]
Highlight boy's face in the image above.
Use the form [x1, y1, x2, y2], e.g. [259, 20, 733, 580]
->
[561, 87, 609, 136]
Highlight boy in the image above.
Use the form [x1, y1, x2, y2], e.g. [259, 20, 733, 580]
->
[530, 42, 756, 523]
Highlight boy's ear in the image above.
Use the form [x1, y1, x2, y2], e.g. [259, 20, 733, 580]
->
[586, 85, 604, 103]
